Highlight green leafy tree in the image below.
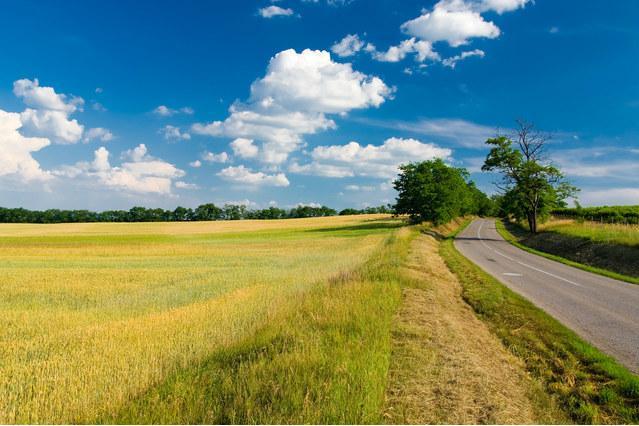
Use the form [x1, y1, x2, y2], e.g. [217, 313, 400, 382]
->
[482, 120, 578, 233]
[393, 159, 480, 224]
[194, 203, 222, 221]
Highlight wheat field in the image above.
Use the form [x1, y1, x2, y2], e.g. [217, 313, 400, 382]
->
[0, 215, 401, 423]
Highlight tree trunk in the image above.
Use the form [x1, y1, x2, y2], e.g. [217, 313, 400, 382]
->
[526, 210, 538, 234]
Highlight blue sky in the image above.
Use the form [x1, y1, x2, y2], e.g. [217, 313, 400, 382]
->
[1, 0, 638, 210]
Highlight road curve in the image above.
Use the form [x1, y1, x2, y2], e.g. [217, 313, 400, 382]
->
[455, 218, 639, 373]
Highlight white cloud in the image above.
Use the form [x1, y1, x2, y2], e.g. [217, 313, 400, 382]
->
[217, 165, 290, 187]
[123, 143, 149, 162]
[202, 151, 230, 163]
[230, 137, 259, 159]
[345, 184, 375, 191]
[356, 117, 496, 148]
[13, 79, 86, 144]
[13, 78, 83, 113]
[372, 38, 440, 63]
[331, 34, 365, 57]
[83, 127, 114, 142]
[189, 160, 202, 168]
[258, 5, 295, 18]
[289, 161, 355, 178]
[478, 0, 530, 14]
[155, 105, 172, 116]
[442, 49, 485, 68]
[55, 144, 185, 195]
[400, 0, 530, 46]
[401, 2, 500, 47]
[153, 105, 194, 117]
[290, 137, 451, 179]
[160, 125, 191, 141]
[249, 49, 391, 113]
[0, 109, 52, 182]
[192, 48, 392, 165]
[175, 181, 199, 190]
[19, 109, 84, 144]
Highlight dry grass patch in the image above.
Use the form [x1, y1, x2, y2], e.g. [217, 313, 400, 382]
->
[384, 233, 564, 424]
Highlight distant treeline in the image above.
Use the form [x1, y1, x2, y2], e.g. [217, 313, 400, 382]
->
[0, 204, 393, 224]
[552, 205, 639, 224]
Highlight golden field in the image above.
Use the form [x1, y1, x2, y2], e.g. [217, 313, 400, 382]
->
[0, 215, 400, 423]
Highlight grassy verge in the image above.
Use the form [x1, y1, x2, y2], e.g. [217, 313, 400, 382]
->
[104, 228, 415, 424]
[440, 222, 639, 424]
[495, 219, 639, 285]
[384, 221, 565, 424]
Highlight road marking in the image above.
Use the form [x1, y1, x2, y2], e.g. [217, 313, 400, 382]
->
[503, 273, 523, 277]
[475, 221, 583, 288]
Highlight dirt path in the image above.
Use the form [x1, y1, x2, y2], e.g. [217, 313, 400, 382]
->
[383, 233, 560, 424]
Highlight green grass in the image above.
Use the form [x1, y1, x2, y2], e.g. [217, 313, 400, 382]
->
[440, 222, 639, 424]
[104, 228, 415, 424]
[495, 219, 639, 285]
[543, 219, 639, 246]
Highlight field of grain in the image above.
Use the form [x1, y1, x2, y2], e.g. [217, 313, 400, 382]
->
[0, 215, 402, 423]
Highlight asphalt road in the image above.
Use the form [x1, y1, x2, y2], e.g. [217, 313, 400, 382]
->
[455, 218, 639, 373]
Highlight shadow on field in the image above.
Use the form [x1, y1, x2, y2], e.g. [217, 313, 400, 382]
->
[306, 219, 405, 234]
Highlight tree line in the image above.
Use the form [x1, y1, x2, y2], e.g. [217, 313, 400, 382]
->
[0, 204, 393, 224]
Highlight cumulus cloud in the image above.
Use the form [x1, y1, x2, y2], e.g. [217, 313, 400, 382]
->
[83, 127, 114, 142]
[331, 34, 439, 64]
[202, 151, 230, 163]
[478, 0, 530, 14]
[401, 0, 530, 47]
[372, 38, 440, 63]
[217, 165, 290, 187]
[55, 144, 185, 194]
[13, 78, 83, 113]
[0, 109, 52, 182]
[192, 48, 392, 165]
[13, 79, 85, 144]
[189, 160, 202, 168]
[160, 125, 191, 141]
[230, 137, 259, 159]
[331, 34, 365, 57]
[258, 5, 295, 18]
[290, 137, 451, 179]
[401, 2, 500, 47]
[442, 49, 485, 68]
[153, 105, 194, 117]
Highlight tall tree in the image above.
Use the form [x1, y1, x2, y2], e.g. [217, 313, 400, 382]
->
[482, 120, 577, 233]
[393, 159, 480, 224]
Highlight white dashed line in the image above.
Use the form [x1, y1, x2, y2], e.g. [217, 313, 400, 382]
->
[476, 221, 583, 288]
